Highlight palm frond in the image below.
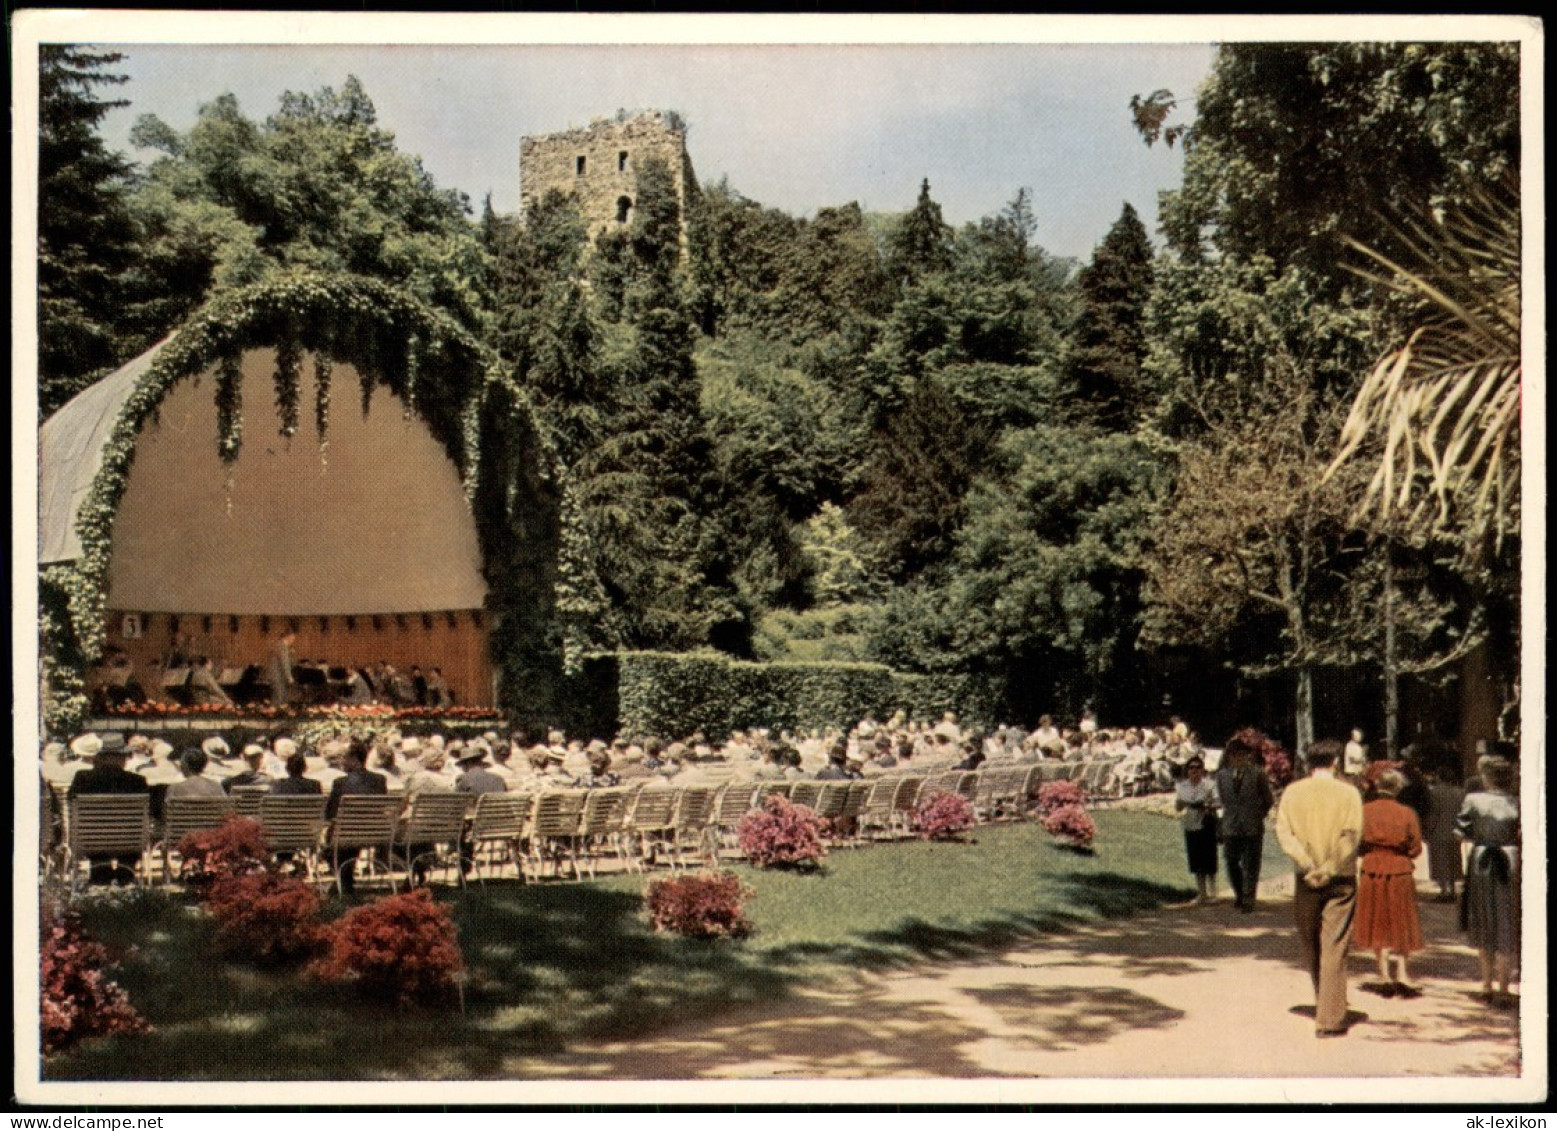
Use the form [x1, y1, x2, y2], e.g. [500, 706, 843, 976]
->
[1327, 169, 1521, 549]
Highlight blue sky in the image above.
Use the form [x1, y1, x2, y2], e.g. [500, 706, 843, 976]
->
[98, 42, 1216, 263]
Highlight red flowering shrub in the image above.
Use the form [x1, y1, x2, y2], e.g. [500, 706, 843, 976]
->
[310, 888, 463, 1007]
[646, 871, 753, 939]
[1043, 803, 1097, 849]
[736, 795, 828, 870]
[913, 791, 976, 841]
[204, 872, 328, 964]
[1225, 727, 1294, 789]
[177, 815, 269, 894]
[1035, 779, 1086, 817]
[40, 915, 149, 1054]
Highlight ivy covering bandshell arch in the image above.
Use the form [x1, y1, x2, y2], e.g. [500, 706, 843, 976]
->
[39, 271, 581, 734]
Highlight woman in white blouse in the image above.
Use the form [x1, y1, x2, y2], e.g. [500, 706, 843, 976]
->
[1175, 756, 1221, 903]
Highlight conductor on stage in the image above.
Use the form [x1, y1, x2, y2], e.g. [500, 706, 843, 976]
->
[267, 631, 297, 707]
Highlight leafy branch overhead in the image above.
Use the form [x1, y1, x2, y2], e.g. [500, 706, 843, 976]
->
[1128, 89, 1188, 149]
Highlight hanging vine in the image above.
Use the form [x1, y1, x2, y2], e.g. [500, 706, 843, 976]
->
[460, 392, 484, 503]
[314, 354, 333, 469]
[274, 332, 303, 440]
[403, 334, 420, 419]
[215, 354, 244, 464]
[359, 360, 375, 419]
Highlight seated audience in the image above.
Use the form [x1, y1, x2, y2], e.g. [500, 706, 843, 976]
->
[167, 746, 227, 800]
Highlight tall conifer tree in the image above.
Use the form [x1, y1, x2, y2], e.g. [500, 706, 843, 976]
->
[37, 46, 139, 418]
[1070, 202, 1154, 429]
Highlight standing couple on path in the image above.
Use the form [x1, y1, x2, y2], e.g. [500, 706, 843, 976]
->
[1175, 735, 1276, 909]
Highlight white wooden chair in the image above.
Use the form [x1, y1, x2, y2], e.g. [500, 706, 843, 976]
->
[66, 795, 153, 893]
[856, 776, 900, 841]
[230, 784, 270, 818]
[711, 782, 760, 857]
[577, 788, 630, 878]
[622, 787, 678, 871]
[258, 794, 327, 880]
[528, 790, 587, 880]
[393, 792, 472, 888]
[671, 786, 718, 870]
[160, 796, 237, 885]
[468, 792, 532, 886]
[891, 776, 927, 838]
[326, 795, 400, 896]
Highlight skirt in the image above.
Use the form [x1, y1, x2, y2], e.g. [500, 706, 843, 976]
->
[1354, 869, 1424, 953]
[1183, 817, 1219, 877]
[1461, 845, 1519, 956]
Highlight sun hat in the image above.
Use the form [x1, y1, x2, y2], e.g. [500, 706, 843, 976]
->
[456, 746, 489, 766]
[274, 737, 298, 758]
[70, 733, 103, 759]
[202, 736, 231, 760]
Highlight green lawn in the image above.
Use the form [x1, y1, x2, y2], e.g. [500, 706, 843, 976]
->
[45, 811, 1290, 1080]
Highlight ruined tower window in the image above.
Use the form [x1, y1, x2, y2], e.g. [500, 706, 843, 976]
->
[576, 155, 586, 176]
[616, 196, 633, 224]
[618, 150, 629, 172]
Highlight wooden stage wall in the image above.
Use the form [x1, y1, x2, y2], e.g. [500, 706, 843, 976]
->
[104, 608, 493, 707]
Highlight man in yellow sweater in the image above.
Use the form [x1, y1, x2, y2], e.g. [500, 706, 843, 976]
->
[1276, 738, 1364, 1037]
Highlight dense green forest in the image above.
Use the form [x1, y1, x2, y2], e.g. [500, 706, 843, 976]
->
[38, 43, 1521, 748]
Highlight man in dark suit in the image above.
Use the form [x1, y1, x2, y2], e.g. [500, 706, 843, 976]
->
[1215, 736, 1276, 912]
[326, 739, 388, 893]
[270, 750, 324, 796]
[66, 733, 150, 884]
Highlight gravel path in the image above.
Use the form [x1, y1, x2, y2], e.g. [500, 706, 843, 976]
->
[510, 873, 1522, 1082]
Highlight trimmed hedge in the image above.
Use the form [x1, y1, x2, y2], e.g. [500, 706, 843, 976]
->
[576, 651, 998, 739]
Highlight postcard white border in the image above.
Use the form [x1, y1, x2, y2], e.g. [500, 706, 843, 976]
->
[12, 10, 1546, 1109]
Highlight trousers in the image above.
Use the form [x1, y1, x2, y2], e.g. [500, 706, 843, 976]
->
[1223, 833, 1264, 906]
[1293, 876, 1356, 1033]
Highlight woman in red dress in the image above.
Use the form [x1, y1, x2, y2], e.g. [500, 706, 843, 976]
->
[1355, 768, 1426, 995]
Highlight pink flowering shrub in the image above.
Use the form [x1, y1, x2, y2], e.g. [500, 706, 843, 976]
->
[1043, 803, 1097, 849]
[646, 871, 754, 939]
[310, 888, 464, 1007]
[176, 815, 269, 894]
[204, 872, 329, 964]
[1035, 779, 1086, 817]
[40, 915, 149, 1054]
[913, 791, 976, 841]
[1226, 727, 1293, 789]
[736, 794, 828, 870]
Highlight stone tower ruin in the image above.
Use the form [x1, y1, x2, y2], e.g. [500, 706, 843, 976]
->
[519, 110, 698, 239]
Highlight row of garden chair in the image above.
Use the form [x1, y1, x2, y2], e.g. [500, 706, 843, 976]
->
[46, 760, 1127, 895]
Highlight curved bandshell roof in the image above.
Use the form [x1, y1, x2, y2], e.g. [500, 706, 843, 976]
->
[39, 344, 488, 615]
[39, 338, 170, 566]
